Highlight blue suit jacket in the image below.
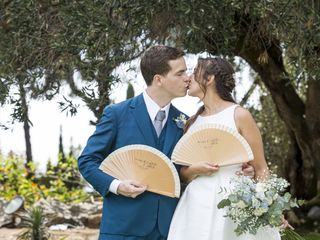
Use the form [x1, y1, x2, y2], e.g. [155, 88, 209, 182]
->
[78, 94, 185, 237]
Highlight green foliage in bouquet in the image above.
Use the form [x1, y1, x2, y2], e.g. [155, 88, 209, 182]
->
[281, 229, 306, 240]
[217, 174, 304, 236]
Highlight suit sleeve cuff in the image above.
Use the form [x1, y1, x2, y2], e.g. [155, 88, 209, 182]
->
[109, 179, 121, 195]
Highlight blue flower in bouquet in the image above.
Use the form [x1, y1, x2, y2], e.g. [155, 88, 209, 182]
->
[173, 114, 187, 129]
[242, 193, 251, 204]
[217, 174, 304, 236]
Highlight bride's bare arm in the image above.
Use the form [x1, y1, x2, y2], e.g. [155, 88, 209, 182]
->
[235, 107, 269, 180]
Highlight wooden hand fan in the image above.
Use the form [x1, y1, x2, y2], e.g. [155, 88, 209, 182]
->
[172, 123, 254, 166]
[99, 144, 180, 198]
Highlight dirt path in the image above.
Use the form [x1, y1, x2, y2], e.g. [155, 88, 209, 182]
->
[0, 228, 99, 240]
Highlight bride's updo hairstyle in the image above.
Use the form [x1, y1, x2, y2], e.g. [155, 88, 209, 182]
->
[184, 58, 236, 133]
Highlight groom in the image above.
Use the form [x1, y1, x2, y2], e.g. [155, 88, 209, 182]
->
[78, 46, 191, 239]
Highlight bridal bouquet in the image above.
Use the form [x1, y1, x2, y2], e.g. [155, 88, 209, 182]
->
[217, 174, 304, 237]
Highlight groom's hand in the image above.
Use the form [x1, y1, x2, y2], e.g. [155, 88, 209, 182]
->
[117, 180, 147, 198]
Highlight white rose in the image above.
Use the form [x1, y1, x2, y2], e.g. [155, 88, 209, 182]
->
[254, 207, 268, 216]
[256, 182, 265, 193]
[236, 200, 247, 209]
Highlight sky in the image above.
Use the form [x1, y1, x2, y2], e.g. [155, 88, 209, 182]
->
[0, 54, 256, 172]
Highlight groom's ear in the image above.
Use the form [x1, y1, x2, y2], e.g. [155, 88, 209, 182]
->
[153, 74, 162, 86]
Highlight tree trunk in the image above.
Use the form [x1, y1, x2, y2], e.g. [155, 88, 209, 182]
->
[95, 63, 112, 120]
[305, 78, 320, 204]
[18, 78, 33, 170]
[23, 114, 32, 164]
[233, 36, 319, 201]
[66, 64, 112, 124]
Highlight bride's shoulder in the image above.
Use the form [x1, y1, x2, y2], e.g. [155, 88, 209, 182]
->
[234, 106, 256, 128]
[234, 105, 251, 117]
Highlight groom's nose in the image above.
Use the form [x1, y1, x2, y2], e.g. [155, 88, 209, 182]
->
[184, 75, 191, 84]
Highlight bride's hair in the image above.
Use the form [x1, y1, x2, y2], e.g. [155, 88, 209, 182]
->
[184, 57, 236, 133]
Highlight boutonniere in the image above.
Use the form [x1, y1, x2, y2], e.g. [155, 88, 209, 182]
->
[173, 114, 187, 129]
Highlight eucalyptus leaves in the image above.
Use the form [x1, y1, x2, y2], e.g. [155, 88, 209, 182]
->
[217, 174, 304, 237]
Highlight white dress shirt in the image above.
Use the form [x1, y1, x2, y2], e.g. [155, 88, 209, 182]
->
[108, 91, 171, 194]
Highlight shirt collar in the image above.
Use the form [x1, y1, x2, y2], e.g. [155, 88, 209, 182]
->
[143, 91, 170, 124]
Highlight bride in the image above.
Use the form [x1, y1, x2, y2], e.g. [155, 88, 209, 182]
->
[168, 57, 281, 240]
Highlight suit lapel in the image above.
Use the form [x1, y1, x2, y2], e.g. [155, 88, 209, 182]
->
[130, 94, 157, 147]
[162, 106, 181, 156]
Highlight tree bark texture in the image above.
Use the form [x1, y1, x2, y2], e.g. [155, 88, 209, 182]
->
[229, 17, 320, 202]
[18, 78, 33, 168]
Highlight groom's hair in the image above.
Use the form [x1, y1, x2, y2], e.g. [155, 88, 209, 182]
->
[140, 45, 185, 86]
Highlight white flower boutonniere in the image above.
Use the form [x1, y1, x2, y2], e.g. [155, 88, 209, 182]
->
[173, 114, 187, 129]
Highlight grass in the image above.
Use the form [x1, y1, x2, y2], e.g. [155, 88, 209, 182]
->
[17, 206, 49, 240]
[304, 233, 320, 240]
[281, 229, 320, 240]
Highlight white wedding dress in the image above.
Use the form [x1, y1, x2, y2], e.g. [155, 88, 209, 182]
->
[168, 105, 280, 240]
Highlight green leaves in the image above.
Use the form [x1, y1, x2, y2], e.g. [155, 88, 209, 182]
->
[217, 174, 304, 236]
[281, 228, 306, 240]
[217, 199, 231, 209]
[0, 151, 89, 205]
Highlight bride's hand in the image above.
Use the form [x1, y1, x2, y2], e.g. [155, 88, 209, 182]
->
[192, 162, 220, 177]
[280, 216, 294, 230]
[180, 163, 219, 183]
